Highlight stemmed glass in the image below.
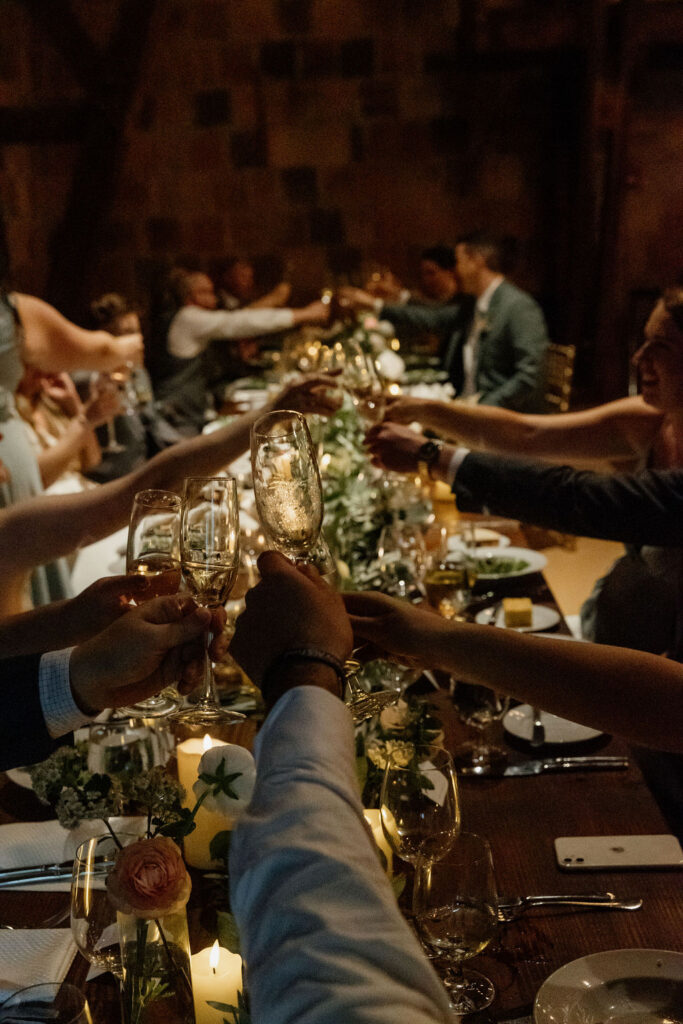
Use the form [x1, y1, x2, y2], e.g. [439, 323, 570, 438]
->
[451, 682, 510, 776]
[377, 518, 427, 600]
[413, 832, 498, 1013]
[118, 489, 183, 718]
[172, 476, 245, 728]
[91, 371, 124, 453]
[71, 833, 140, 981]
[317, 338, 386, 426]
[380, 744, 460, 869]
[423, 527, 478, 621]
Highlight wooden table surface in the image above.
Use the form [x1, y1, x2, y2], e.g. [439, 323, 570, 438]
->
[0, 519, 681, 1021]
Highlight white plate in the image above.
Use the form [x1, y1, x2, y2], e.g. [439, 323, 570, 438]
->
[534, 948, 683, 1024]
[472, 546, 547, 580]
[6, 767, 32, 790]
[448, 528, 510, 549]
[475, 604, 561, 633]
[504, 704, 603, 744]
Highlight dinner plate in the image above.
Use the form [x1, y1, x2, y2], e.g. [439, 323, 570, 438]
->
[475, 604, 561, 633]
[448, 528, 511, 549]
[504, 704, 603, 744]
[534, 948, 683, 1024]
[5, 767, 32, 790]
[472, 546, 547, 580]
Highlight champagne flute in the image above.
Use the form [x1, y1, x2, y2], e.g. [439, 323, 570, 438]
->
[251, 409, 324, 564]
[316, 337, 385, 426]
[172, 476, 245, 728]
[424, 527, 477, 621]
[380, 744, 460, 869]
[91, 371, 124, 453]
[118, 489, 183, 718]
[413, 832, 498, 1013]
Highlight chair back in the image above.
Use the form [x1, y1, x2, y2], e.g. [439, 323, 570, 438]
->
[543, 342, 575, 413]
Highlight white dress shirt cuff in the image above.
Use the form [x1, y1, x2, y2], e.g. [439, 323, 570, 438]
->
[39, 648, 92, 739]
[444, 446, 470, 487]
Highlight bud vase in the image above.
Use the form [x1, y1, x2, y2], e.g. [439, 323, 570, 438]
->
[117, 909, 195, 1024]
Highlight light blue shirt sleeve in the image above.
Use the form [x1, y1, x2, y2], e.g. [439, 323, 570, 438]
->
[38, 648, 92, 738]
[230, 686, 451, 1024]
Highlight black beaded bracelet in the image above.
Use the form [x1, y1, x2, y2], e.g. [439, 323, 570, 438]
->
[261, 647, 347, 701]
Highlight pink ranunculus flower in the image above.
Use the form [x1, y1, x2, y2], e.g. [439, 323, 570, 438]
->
[107, 836, 191, 919]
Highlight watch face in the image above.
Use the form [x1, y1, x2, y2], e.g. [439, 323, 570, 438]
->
[418, 441, 440, 464]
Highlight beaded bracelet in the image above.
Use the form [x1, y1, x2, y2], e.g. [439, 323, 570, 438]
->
[261, 646, 347, 701]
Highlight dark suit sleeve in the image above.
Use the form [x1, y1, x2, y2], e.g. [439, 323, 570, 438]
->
[381, 303, 464, 339]
[478, 294, 548, 411]
[454, 452, 683, 546]
[0, 653, 61, 770]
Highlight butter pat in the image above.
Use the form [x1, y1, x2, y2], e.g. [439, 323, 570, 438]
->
[503, 597, 533, 628]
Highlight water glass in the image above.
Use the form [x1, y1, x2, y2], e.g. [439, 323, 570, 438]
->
[0, 984, 92, 1024]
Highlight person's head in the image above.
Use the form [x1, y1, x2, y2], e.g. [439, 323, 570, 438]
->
[455, 232, 505, 296]
[633, 288, 683, 411]
[169, 269, 217, 310]
[418, 245, 458, 301]
[221, 258, 255, 302]
[90, 293, 142, 336]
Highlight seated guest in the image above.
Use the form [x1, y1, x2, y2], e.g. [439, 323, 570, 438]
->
[228, 552, 452, 1024]
[374, 287, 683, 655]
[216, 256, 292, 311]
[0, 593, 222, 771]
[16, 367, 118, 493]
[87, 292, 182, 480]
[154, 268, 329, 433]
[340, 231, 548, 412]
[367, 246, 460, 307]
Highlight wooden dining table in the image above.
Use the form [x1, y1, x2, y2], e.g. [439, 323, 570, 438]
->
[0, 516, 681, 1022]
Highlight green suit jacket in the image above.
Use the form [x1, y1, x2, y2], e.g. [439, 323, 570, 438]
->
[384, 280, 549, 412]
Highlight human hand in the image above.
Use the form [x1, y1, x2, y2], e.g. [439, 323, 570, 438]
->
[343, 591, 442, 666]
[365, 270, 403, 302]
[85, 384, 121, 427]
[384, 395, 430, 424]
[69, 596, 212, 714]
[273, 373, 343, 417]
[270, 281, 292, 306]
[337, 286, 376, 313]
[295, 300, 331, 326]
[42, 373, 82, 418]
[229, 551, 353, 689]
[66, 574, 156, 642]
[364, 422, 426, 473]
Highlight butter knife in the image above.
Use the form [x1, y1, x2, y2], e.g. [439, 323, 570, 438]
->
[503, 755, 628, 777]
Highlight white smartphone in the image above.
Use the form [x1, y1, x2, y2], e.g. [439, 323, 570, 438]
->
[555, 834, 683, 870]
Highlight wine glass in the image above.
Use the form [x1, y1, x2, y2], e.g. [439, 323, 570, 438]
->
[91, 371, 124, 453]
[413, 832, 498, 1013]
[380, 744, 460, 869]
[423, 527, 477, 621]
[172, 475, 245, 729]
[316, 337, 385, 426]
[251, 409, 324, 564]
[377, 518, 427, 600]
[118, 489, 183, 718]
[71, 832, 140, 980]
[451, 682, 510, 776]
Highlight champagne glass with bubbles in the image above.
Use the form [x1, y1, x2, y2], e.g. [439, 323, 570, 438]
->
[172, 476, 245, 728]
[118, 489, 182, 718]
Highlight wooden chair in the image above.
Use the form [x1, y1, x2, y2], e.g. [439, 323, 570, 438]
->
[543, 342, 576, 413]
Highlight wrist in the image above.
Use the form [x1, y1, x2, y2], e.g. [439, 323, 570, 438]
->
[68, 647, 99, 717]
[261, 647, 347, 709]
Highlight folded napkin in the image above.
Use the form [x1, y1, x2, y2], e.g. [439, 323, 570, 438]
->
[0, 817, 145, 891]
[0, 930, 77, 1000]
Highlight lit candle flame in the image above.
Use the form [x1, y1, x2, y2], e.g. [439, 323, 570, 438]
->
[210, 940, 220, 970]
[202, 734, 213, 752]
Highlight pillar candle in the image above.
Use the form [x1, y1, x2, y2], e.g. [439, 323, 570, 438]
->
[363, 808, 393, 877]
[177, 735, 228, 869]
[191, 941, 242, 1024]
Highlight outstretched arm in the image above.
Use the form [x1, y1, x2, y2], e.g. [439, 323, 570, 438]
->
[383, 394, 663, 464]
[344, 593, 683, 754]
[14, 293, 143, 372]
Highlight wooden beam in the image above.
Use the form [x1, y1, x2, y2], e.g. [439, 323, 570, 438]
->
[0, 102, 87, 144]
[45, 0, 157, 318]
[19, 0, 102, 93]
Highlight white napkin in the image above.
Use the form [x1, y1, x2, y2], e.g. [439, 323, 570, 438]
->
[0, 930, 77, 999]
[0, 817, 145, 891]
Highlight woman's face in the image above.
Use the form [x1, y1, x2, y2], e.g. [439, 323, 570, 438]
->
[633, 302, 683, 411]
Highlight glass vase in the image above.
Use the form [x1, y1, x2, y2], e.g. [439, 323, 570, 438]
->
[117, 908, 195, 1024]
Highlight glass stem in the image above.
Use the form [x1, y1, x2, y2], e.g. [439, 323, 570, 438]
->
[197, 628, 219, 709]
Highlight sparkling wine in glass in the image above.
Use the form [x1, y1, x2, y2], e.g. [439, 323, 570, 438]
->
[380, 744, 460, 868]
[413, 832, 498, 1013]
[118, 489, 183, 718]
[424, 528, 478, 621]
[251, 409, 324, 563]
[173, 475, 245, 729]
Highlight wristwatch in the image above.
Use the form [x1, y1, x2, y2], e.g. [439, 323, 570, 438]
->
[417, 439, 444, 480]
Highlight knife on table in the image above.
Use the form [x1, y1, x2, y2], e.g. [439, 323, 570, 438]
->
[502, 755, 629, 777]
[0, 860, 107, 888]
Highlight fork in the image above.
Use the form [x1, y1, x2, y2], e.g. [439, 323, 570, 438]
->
[497, 892, 642, 922]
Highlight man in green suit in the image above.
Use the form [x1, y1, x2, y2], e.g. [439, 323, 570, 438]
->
[341, 232, 549, 412]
